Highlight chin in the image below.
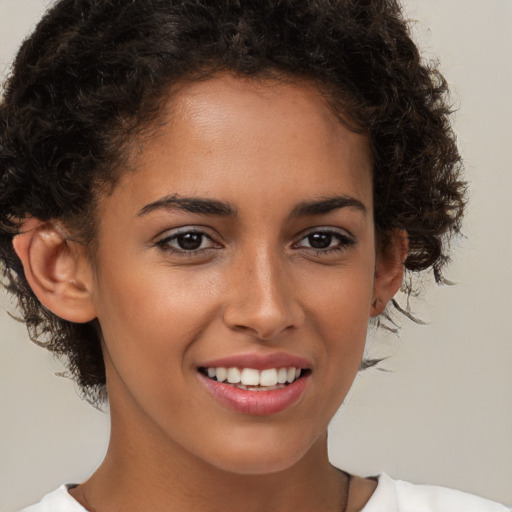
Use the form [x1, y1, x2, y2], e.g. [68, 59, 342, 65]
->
[210, 452, 304, 476]
[199, 429, 321, 476]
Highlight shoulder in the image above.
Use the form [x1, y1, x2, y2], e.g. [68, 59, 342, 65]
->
[17, 485, 87, 512]
[361, 474, 511, 512]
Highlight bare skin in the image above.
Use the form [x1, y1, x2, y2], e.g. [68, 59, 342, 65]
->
[16, 74, 405, 511]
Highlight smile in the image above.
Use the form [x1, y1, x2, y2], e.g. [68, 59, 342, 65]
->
[198, 364, 311, 415]
[199, 366, 304, 390]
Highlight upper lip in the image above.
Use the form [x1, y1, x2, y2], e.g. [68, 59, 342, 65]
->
[198, 352, 311, 371]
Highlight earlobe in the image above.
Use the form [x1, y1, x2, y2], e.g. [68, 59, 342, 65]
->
[370, 230, 409, 317]
[12, 218, 97, 323]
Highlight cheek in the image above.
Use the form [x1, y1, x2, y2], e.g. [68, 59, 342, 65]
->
[301, 262, 374, 332]
[94, 259, 221, 373]
[94, 267, 221, 423]
[298, 255, 375, 378]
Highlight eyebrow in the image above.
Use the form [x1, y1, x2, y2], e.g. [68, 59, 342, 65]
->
[137, 194, 366, 218]
[137, 195, 235, 217]
[290, 196, 367, 217]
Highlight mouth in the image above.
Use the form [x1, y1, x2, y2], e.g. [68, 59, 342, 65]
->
[198, 366, 311, 391]
[197, 353, 312, 415]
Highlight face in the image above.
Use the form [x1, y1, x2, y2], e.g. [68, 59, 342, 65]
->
[88, 74, 393, 475]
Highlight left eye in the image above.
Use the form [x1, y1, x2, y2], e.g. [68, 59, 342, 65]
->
[157, 230, 216, 252]
[295, 230, 353, 251]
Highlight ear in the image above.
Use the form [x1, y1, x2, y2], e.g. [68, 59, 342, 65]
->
[370, 230, 408, 317]
[12, 217, 97, 323]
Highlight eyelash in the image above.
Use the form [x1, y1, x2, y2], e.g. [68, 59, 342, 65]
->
[292, 229, 355, 255]
[154, 228, 220, 256]
[154, 227, 355, 257]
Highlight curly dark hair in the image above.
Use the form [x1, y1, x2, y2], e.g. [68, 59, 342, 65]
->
[0, 0, 465, 403]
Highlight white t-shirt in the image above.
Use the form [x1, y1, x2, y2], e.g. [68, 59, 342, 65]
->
[18, 474, 511, 512]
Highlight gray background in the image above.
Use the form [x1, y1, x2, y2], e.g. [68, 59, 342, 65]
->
[1, 0, 511, 510]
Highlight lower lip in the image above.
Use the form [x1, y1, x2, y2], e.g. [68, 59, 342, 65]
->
[199, 373, 310, 416]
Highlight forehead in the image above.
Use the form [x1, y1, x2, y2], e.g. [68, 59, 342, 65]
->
[105, 74, 373, 219]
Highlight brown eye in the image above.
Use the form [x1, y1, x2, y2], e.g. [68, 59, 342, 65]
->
[156, 229, 218, 253]
[175, 232, 204, 250]
[307, 232, 333, 249]
[295, 229, 355, 253]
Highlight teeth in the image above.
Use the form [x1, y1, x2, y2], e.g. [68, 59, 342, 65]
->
[277, 367, 288, 384]
[240, 368, 260, 386]
[216, 367, 227, 382]
[260, 368, 278, 386]
[205, 366, 305, 387]
[226, 367, 241, 384]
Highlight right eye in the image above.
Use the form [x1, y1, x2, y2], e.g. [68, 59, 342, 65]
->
[155, 228, 219, 254]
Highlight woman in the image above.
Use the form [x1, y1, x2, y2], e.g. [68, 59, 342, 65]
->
[0, 0, 509, 510]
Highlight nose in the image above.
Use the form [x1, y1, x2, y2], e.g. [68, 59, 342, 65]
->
[222, 246, 305, 341]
